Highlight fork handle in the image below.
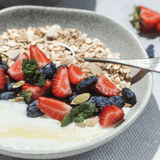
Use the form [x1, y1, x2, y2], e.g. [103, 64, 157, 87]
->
[82, 57, 160, 73]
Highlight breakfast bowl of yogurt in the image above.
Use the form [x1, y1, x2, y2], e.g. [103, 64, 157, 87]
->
[0, 5, 152, 159]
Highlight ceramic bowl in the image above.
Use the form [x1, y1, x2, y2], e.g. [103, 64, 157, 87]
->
[0, 5, 152, 159]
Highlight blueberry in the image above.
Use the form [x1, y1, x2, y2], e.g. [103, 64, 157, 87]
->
[26, 100, 44, 118]
[95, 95, 125, 109]
[146, 45, 154, 58]
[1, 61, 7, 66]
[4, 83, 22, 93]
[88, 96, 99, 105]
[14, 57, 19, 62]
[0, 64, 8, 74]
[92, 111, 101, 116]
[30, 100, 38, 106]
[70, 83, 77, 92]
[88, 87, 99, 96]
[76, 76, 98, 94]
[122, 87, 137, 106]
[69, 92, 78, 103]
[0, 92, 16, 100]
[38, 62, 57, 80]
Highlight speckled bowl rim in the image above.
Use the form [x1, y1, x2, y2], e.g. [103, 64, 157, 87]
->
[0, 5, 153, 159]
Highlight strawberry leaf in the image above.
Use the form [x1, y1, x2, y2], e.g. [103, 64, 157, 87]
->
[135, 6, 140, 15]
[135, 21, 140, 30]
[132, 6, 141, 30]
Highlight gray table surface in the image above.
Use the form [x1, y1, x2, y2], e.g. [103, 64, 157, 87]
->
[0, 0, 160, 159]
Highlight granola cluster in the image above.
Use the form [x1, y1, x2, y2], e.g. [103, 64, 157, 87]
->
[0, 25, 132, 90]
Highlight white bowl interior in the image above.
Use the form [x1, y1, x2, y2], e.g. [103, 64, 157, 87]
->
[0, 6, 152, 159]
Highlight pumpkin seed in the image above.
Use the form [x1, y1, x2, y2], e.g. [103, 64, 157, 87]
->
[13, 80, 25, 88]
[84, 116, 99, 127]
[12, 97, 24, 102]
[75, 122, 85, 128]
[71, 93, 90, 105]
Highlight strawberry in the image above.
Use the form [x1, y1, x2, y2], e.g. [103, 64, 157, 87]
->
[29, 45, 51, 69]
[156, 22, 160, 33]
[94, 74, 121, 97]
[0, 67, 7, 91]
[132, 6, 160, 31]
[99, 105, 124, 128]
[52, 66, 72, 98]
[7, 52, 29, 81]
[68, 64, 85, 85]
[38, 97, 72, 121]
[22, 79, 52, 102]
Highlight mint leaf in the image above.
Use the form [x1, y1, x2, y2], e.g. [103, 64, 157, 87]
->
[17, 90, 32, 103]
[72, 102, 96, 119]
[61, 102, 96, 127]
[34, 72, 46, 86]
[74, 114, 84, 123]
[61, 113, 75, 127]
[22, 58, 46, 86]
[22, 58, 38, 74]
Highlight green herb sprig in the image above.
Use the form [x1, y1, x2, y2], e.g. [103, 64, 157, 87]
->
[61, 102, 96, 127]
[22, 58, 46, 86]
[17, 90, 32, 103]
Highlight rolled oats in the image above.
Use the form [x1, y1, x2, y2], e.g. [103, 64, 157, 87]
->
[0, 25, 132, 90]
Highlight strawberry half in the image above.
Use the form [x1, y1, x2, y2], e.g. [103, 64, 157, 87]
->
[99, 105, 124, 128]
[132, 6, 160, 31]
[38, 97, 72, 121]
[0, 67, 7, 91]
[7, 52, 29, 81]
[52, 66, 72, 98]
[68, 64, 85, 85]
[29, 45, 51, 69]
[156, 22, 160, 33]
[22, 79, 52, 102]
[94, 74, 121, 97]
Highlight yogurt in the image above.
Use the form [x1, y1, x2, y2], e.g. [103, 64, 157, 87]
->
[0, 100, 130, 151]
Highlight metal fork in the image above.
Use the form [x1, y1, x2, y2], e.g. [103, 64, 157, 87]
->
[47, 41, 160, 73]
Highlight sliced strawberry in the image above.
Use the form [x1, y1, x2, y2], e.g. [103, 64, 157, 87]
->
[94, 74, 121, 97]
[99, 105, 124, 128]
[7, 52, 29, 81]
[68, 64, 85, 85]
[29, 45, 51, 69]
[52, 66, 72, 98]
[38, 97, 72, 121]
[0, 67, 7, 91]
[132, 6, 160, 31]
[139, 6, 160, 31]
[156, 22, 160, 33]
[22, 79, 52, 102]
